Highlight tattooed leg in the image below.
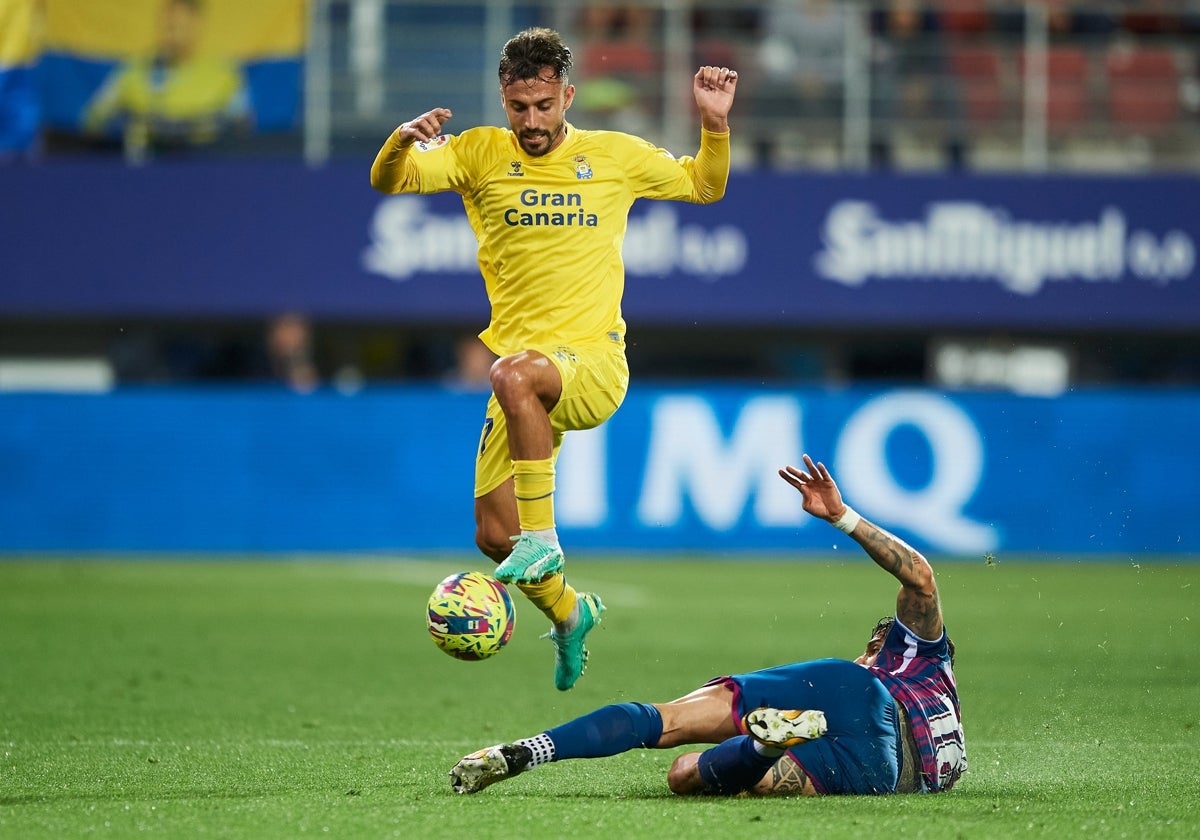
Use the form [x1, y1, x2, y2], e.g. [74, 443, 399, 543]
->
[748, 754, 819, 797]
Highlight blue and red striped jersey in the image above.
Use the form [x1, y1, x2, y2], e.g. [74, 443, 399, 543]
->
[869, 617, 967, 792]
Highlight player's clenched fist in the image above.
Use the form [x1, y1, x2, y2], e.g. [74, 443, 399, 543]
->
[692, 66, 737, 133]
[397, 108, 453, 147]
[694, 65, 738, 92]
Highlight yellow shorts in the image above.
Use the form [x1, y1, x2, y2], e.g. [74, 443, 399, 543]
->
[474, 338, 629, 498]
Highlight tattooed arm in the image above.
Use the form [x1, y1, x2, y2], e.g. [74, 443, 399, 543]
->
[778, 454, 943, 642]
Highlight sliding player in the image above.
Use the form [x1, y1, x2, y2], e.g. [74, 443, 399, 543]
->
[450, 455, 966, 796]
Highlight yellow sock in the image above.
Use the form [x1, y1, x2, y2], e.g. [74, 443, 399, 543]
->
[517, 573, 577, 625]
[513, 458, 556, 531]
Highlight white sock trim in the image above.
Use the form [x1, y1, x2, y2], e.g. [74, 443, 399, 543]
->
[524, 527, 560, 549]
[515, 733, 555, 766]
[751, 740, 786, 758]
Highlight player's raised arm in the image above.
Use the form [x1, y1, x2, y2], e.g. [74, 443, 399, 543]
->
[683, 66, 736, 204]
[370, 107, 453, 193]
[693, 65, 737, 134]
[779, 455, 944, 642]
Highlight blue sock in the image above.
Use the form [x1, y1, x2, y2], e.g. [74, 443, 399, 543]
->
[697, 736, 778, 795]
[545, 703, 663, 760]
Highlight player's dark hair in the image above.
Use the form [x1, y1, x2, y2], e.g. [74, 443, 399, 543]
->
[869, 615, 956, 666]
[498, 27, 572, 87]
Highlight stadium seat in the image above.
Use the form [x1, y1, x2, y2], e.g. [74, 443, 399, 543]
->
[1104, 46, 1180, 135]
[1019, 46, 1091, 134]
[938, 0, 991, 35]
[578, 39, 657, 81]
[1119, 7, 1182, 36]
[950, 44, 1006, 123]
[694, 37, 738, 72]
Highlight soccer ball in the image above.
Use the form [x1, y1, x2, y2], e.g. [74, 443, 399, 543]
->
[427, 571, 515, 661]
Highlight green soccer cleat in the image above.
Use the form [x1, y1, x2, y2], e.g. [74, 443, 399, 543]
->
[449, 743, 533, 795]
[550, 592, 604, 691]
[743, 708, 828, 748]
[493, 534, 565, 584]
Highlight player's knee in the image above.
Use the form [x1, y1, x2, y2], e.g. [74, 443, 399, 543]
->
[667, 753, 705, 796]
[488, 355, 530, 401]
[489, 351, 557, 411]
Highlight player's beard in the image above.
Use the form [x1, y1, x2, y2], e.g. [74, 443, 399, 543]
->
[519, 121, 565, 157]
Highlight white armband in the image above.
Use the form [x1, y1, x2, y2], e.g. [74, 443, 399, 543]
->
[832, 506, 861, 534]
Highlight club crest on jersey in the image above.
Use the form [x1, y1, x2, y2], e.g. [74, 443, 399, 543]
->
[508, 161, 524, 177]
[415, 135, 449, 152]
[573, 155, 593, 180]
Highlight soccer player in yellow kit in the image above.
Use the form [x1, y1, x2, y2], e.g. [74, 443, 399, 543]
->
[370, 27, 738, 690]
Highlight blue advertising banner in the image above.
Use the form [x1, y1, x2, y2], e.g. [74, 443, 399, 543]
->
[1, 385, 1197, 556]
[2, 163, 1199, 327]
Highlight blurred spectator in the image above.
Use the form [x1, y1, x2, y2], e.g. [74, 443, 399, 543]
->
[690, 5, 757, 69]
[753, 0, 849, 166]
[1046, 2, 1116, 38]
[1120, 0, 1185, 36]
[81, 0, 251, 162]
[992, 1, 1114, 36]
[109, 314, 319, 389]
[870, 0, 965, 169]
[579, 1, 653, 41]
[444, 334, 497, 391]
[263, 312, 319, 393]
[573, 2, 658, 134]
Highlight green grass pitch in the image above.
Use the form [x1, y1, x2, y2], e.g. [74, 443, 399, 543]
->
[2, 555, 1197, 839]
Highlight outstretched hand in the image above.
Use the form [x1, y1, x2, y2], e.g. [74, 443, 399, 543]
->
[778, 454, 848, 523]
[396, 107, 453, 147]
[693, 66, 737, 133]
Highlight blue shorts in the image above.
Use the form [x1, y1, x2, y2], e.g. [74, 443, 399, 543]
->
[711, 658, 901, 795]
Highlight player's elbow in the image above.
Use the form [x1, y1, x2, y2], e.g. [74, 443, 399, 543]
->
[692, 179, 726, 204]
[908, 551, 936, 593]
[369, 167, 397, 194]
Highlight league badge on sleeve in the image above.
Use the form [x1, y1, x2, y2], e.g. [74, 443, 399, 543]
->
[416, 135, 449, 152]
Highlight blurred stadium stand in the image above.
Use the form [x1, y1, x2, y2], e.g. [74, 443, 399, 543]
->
[3, 0, 1200, 391]
[298, 0, 1200, 172]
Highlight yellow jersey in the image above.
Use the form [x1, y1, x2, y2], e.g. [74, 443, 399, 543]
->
[371, 123, 730, 355]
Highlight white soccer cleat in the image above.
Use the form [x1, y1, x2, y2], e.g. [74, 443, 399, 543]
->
[743, 708, 828, 748]
[449, 743, 532, 794]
